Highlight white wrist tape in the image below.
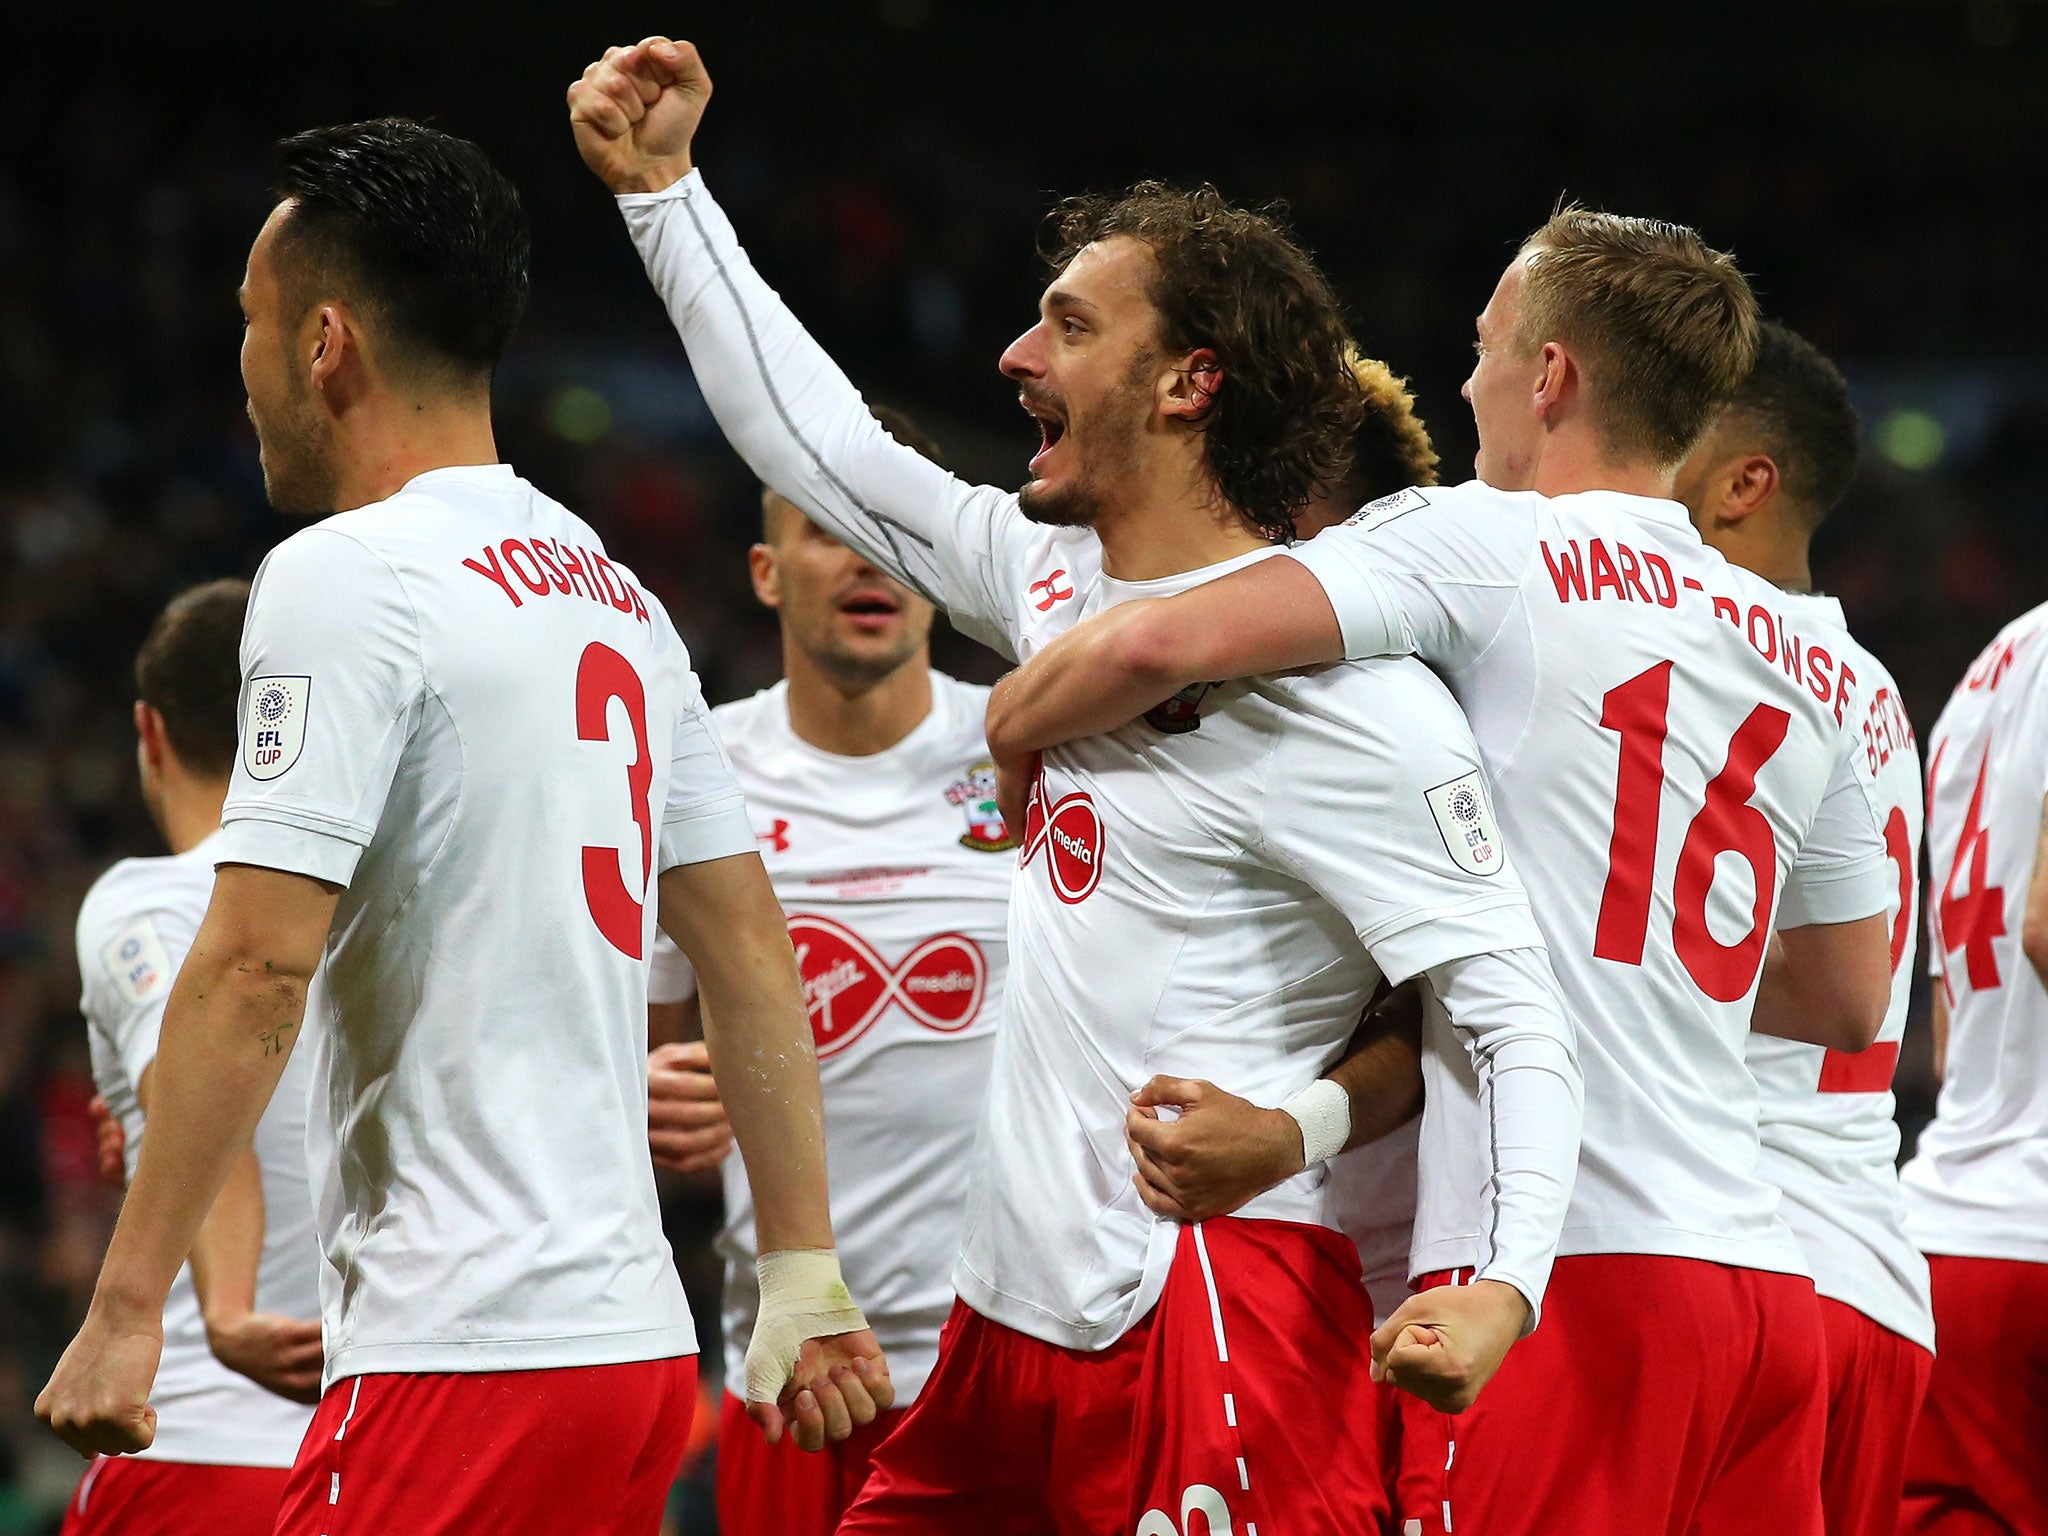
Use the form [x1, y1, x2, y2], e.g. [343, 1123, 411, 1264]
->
[744, 1248, 869, 1405]
[1281, 1078, 1352, 1166]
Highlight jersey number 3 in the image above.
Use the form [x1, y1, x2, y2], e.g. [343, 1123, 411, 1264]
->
[1594, 660, 1791, 1001]
[577, 642, 654, 959]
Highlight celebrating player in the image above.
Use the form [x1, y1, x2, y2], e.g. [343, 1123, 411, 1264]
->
[1671, 322, 1931, 1536]
[985, 215, 1898, 1536]
[36, 119, 885, 1536]
[572, 37, 1582, 1535]
[62, 580, 323, 1536]
[1898, 595, 2048, 1530]
[642, 412, 1016, 1534]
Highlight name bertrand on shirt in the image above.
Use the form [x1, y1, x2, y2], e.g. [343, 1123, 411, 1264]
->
[1541, 535, 1861, 725]
[461, 535, 652, 627]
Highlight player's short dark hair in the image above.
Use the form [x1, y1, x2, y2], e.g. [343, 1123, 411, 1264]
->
[135, 579, 250, 780]
[272, 119, 530, 384]
[761, 404, 947, 540]
[1336, 353, 1439, 507]
[1722, 321, 1861, 530]
[1045, 183, 1363, 542]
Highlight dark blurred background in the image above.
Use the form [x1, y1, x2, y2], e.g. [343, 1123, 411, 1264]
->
[0, 0, 2042, 1526]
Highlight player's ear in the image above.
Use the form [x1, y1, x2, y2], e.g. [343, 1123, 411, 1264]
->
[1722, 454, 1779, 526]
[748, 543, 782, 610]
[135, 701, 168, 773]
[307, 303, 363, 407]
[1162, 348, 1223, 423]
[1532, 341, 1573, 423]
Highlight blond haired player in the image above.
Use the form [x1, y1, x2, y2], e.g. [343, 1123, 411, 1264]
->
[62, 581, 322, 1536]
[37, 120, 885, 1536]
[642, 411, 1017, 1535]
[1898, 614, 2048, 1530]
[572, 38, 1583, 1535]
[987, 215, 1897, 1536]
[1672, 322, 1932, 1536]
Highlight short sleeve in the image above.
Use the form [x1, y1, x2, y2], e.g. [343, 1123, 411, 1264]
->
[1282, 483, 1534, 669]
[1780, 735, 1894, 928]
[1259, 663, 1545, 983]
[217, 529, 422, 887]
[658, 672, 757, 871]
[76, 886, 202, 1089]
[648, 931, 700, 1006]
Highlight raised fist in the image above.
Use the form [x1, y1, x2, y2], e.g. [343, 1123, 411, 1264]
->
[568, 37, 712, 195]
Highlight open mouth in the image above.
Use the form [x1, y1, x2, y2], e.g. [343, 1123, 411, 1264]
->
[838, 588, 902, 630]
[1022, 396, 1067, 472]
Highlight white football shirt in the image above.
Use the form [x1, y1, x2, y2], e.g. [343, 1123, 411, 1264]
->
[1903, 599, 2048, 1264]
[623, 174, 1583, 1351]
[218, 464, 757, 1382]
[1746, 593, 1931, 1350]
[1289, 481, 1895, 1275]
[647, 673, 1013, 1400]
[77, 831, 320, 1466]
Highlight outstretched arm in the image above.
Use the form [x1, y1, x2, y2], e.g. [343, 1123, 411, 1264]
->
[984, 556, 1346, 767]
[571, 37, 1025, 655]
[38, 865, 336, 1456]
[658, 853, 892, 1452]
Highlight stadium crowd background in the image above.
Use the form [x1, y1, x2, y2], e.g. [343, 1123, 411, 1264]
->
[0, 0, 2042, 1527]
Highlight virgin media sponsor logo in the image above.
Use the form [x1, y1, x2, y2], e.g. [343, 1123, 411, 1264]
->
[1019, 772, 1105, 905]
[787, 913, 987, 1057]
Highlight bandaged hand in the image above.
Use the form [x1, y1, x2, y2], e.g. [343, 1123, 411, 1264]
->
[744, 1248, 894, 1452]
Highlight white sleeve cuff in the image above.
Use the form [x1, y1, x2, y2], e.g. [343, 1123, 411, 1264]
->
[215, 813, 364, 888]
[1282, 539, 1411, 661]
[614, 166, 703, 210]
[1778, 852, 1893, 928]
[647, 933, 700, 1006]
[1362, 896, 1547, 986]
[658, 801, 758, 871]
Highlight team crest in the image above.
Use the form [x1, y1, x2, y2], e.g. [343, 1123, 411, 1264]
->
[945, 762, 1018, 851]
[1142, 681, 1218, 736]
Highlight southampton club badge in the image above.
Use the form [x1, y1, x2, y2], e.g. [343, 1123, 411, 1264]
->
[243, 676, 311, 781]
[946, 762, 1019, 852]
[1425, 770, 1504, 878]
[1142, 680, 1218, 735]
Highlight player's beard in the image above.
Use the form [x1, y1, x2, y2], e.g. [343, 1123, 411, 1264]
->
[1017, 362, 1153, 530]
[251, 370, 342, 518]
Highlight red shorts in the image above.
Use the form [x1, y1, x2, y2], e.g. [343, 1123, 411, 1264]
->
[274, 1355, 697, 1536]
[61, 1456, 289, 1536]
[840, 1217, 1389, 1536]
[716, 1390, 904, 1535]
[1901, 1254, 2048, 1536]
[1817, 1297, 1931, 1536]
[1396, 1255, 1826, 1536]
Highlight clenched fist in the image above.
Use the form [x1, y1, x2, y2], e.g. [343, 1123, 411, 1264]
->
[36, 1308, 163, 1458]
[568, 37, 713, 195]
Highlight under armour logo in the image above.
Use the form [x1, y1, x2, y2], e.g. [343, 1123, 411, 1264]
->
[1029, 569, 1075, 611]
[757, 819, 791, 853]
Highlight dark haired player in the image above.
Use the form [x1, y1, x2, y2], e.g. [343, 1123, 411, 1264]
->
[1673, 323, 1931, 1536]
[641, 410, 1019, 1536]
[60, 580, 322, 1536]
[986, 220, 1898, 1535]
[572, 39, 1581, 1534]
[37, 120, 885, 1536]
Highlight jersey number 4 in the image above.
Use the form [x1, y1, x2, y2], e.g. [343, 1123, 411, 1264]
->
[577, 642, 654, 959]
[1594, 661, 1790, 1001]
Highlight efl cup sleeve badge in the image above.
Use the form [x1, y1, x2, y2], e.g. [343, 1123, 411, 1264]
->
[100, 919, 171, 1006]
[946, 762, 1019, 852]
[1425, 769, 1504, 878]
[1342, 484, 1431, 534]
[243, 676, 311, 781]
